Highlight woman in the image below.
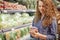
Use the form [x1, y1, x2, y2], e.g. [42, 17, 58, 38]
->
[30, 0, 57, 40]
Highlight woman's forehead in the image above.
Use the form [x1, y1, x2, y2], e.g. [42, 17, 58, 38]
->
[38, 1, 43, 5]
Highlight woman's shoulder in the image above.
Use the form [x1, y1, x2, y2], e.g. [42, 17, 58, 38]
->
[52, 17, 56, 22]
[52, 17, 57, 26]
[52, 17, 56, 20]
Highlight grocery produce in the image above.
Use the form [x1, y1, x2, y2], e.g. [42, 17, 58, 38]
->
[0, 13, 34, 29]
[5, 26, 30, 40]
[5, 32, 10, 40]
[17, 0, 36, 9]
[15, 29, 21, 40]
[26, 27, 30, 33]
[0, 33, 6, 40]
[0, 0, 34, 40]
[20, 29, 25, 37]
[3, 1, 27, 10]
[4, 0, 59, 9]
[4, 0, 36, 9]
[19, 27, 30, 37]
[24, 28, 28, 35]
[21, 13, 29, 17]
[0, 1, 3, 10]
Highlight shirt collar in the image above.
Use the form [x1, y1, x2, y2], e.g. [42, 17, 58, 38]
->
[41, 15, 44, 21]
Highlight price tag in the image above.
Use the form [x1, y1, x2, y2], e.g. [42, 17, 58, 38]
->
[11, 28, 14, 31]
[23, 10, 26, 12]
[3, 10, 7, 13]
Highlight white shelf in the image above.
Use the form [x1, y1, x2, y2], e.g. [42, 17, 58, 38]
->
[2, 23, 32, 32]
[1, 9, 36, 13]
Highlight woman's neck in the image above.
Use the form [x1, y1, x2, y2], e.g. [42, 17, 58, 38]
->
[41, 14, 44, 20]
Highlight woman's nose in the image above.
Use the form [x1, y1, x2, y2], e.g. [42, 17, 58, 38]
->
[39, 6, 42, 9]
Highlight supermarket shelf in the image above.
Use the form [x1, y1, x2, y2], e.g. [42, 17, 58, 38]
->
[0, 30, 3, 33]
[2, 23, 32, 32]
[0, 11, 1, 13]
[1, 9, 36, 13]
[14, 23, 32, 29]
[0, 6, 60, 13]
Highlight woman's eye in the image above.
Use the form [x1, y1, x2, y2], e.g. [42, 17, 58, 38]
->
[38, 5, 44, 7]
[39, 6, 41, 7]
[42, 5, 44, 7]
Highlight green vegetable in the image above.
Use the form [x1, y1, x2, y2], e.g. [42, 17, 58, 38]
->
[0, 33, 5, 40]
[10, 31, 16, 40]
[20, 29, 24, 37]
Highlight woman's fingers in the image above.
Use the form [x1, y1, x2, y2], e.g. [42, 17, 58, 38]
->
[30, 31, 39, 38]
[29, 27, 39, 38]
[30, 27, 38, 32]
[30, 31, 36, 37]
[29, 27, 38, 35]
[30, 29, 40, 38]
[30, 30, 35, 34]
[30, 27, 38, 30]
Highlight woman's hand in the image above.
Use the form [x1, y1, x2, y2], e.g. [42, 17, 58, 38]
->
[29, 27, 39, 38]
[30, 27, 47, 40]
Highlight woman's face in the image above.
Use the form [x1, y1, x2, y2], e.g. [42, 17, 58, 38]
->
[38, 1, 45, 15]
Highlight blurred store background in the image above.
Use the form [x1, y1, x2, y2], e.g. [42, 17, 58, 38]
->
[0, 0, 60, 40]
